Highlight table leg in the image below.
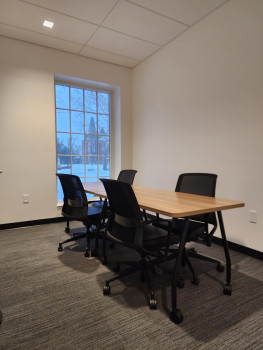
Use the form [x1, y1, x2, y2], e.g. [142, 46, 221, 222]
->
[170, 217, 190, 324]
[217, 211, 232, 295]
[94, 199, 108, 257]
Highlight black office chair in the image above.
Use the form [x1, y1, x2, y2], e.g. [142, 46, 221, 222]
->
[154, 173, 224, 285]
[56, 174, 103, 257]
[92, 169, 137, 209]
[100, 179, 180, 309]
[64, 170, 137, 233]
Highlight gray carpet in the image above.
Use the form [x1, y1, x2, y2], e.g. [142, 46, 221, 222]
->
[0, 222, 262, 350]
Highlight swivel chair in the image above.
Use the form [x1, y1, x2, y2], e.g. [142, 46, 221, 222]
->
[57, 174, 103, 257]
[154, 173, 224, 285]
[100, 179, 180, 309]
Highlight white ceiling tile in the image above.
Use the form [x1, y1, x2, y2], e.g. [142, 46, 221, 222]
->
[0, 22, 83, 53]
[0, 0, 97, 44]
[128, 0, 227, 25]
[0, 0, 230, 68]
[102, 0, 187, 45]
[80, 46, 140, 68]
[20, 0, 119, 24]
[88, 27, 160, 61]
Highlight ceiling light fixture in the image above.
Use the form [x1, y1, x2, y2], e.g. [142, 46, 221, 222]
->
[43, 20, 54, 28]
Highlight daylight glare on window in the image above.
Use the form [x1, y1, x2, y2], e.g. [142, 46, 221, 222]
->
[55, 83, 111, 201]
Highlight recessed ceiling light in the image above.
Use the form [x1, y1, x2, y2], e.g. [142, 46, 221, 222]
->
[43, 20, 54, 29]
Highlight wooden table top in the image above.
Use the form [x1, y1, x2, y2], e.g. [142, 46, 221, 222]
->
[83, 182, 244, 218]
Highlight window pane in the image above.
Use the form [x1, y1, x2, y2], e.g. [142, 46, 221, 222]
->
[71, 133, 84, 155]
[56, 85, 69, 109]
[57, 133, 70, 155]
[71, 87, 83, 111]
[86, 156, 97, 177]
[85, 135, 97, 155]
[98, 115, 109, 135]
[56, 109, 70, 132]
[71, 111, 84, 133]
[99, 157, 110, 177]
[57, 156, 71, 173]
[98, 92, 110, 114]
[98, 136, 110, 156]
[85, 113, 97, 134]
[72, 156, 84, 177]
[85, 90, 97, 112]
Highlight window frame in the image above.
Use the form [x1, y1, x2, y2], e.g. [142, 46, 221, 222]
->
[55, 79, 113, 203]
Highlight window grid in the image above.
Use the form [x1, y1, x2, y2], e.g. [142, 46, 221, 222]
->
[55, 83, 111, 201]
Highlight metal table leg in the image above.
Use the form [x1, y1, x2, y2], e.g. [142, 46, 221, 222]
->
[170, 217, 190, 324]
[217, 211, 232, 295]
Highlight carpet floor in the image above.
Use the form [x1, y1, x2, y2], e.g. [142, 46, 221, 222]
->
[0, 222, 262, 349]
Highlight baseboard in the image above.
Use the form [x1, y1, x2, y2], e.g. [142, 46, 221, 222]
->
[0, 217, 66, 230]
[212, 236, 263, 260]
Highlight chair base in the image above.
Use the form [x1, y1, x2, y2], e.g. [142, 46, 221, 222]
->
[58, 230, 94, 258]
[103, 258, 158, 309]
[65, 219, 70, 233]
[187, 247, 225, 272]
[58, 232, 87, 251]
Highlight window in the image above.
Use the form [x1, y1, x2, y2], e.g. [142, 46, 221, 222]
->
[55, 82, 111, 201]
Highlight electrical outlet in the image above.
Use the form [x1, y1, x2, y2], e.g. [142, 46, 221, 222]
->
[249, 210, 257, 224]
[23, 194, 29, 204]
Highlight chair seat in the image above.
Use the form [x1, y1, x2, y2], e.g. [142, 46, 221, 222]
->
[62, 205, 102, 222]
[143, 224, 180, 250]
[88, 206, 104, 217]
[92, 200, 109, 209]
[153, 218, 205, 242]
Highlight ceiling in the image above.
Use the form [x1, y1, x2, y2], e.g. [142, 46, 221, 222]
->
[0, 0, 228, 68]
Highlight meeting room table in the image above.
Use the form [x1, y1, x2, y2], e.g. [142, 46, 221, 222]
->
[83, 181, 244, 324]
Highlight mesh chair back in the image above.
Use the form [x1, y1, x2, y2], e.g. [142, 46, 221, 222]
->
[117, 169, 137, 185]
[57, 174, 88, 220]
[100, 179, 143, 247]
[175, 173, 217, 225]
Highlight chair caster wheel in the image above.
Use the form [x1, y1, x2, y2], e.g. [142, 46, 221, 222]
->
[223, 284, 232, 295]
[149, 299, 157, 310]
[58, 244, 63, 252]
[217, 263, 225, 272]
[192, 276, 200, 286]
[170, 309, 184, 324]
[65, 227, 70, 233]
[103, 285, 110, 295]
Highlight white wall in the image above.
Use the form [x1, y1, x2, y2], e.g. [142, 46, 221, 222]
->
[132, 0, 263, 251]
[0, 37, 132, 224]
